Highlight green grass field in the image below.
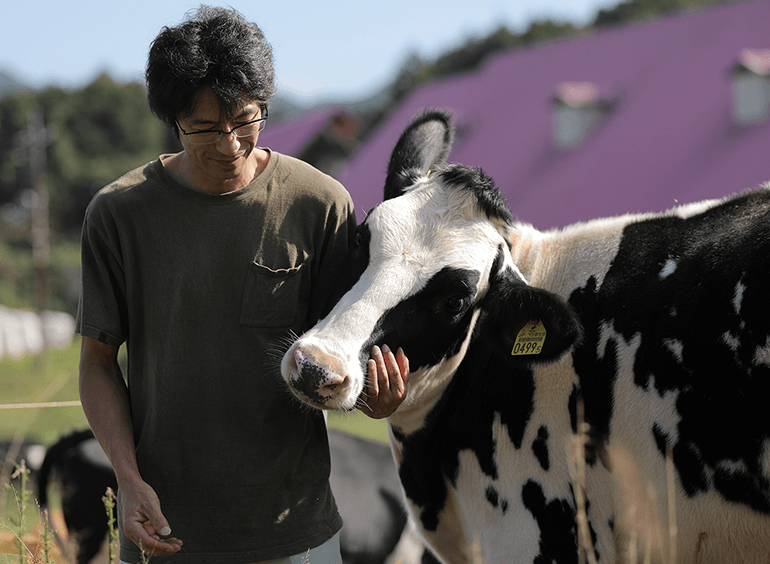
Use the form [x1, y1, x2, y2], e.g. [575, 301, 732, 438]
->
[0, 343, 88, 445]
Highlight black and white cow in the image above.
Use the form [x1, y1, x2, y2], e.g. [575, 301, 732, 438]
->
[37, 429, 118, 564]
[281, 110, 770, 563]
[329, 429, 421, 564]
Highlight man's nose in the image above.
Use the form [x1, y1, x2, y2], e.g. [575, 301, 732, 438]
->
[215, 130, 241, 154]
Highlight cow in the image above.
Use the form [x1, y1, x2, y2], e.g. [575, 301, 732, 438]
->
[329, 429, 423, 564]
[37, 429, 118, 564]
[37, 428, 424, 564]
[281, 109, 770, 564]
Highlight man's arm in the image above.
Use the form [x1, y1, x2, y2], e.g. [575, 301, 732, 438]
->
[360, 345, 410, 419]
[78, 336, 182, 556]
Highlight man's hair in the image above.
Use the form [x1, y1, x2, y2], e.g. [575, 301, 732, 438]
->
[146, 6, 276, 128]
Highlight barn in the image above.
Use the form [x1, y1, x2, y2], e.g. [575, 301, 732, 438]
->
[328, 0, 770, 228]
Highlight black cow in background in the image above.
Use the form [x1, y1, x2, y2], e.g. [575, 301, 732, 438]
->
[37, 429, 118, 564]
[37, 428, 425, 564]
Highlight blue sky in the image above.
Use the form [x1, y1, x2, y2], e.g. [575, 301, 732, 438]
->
[1, 0, 618, 105]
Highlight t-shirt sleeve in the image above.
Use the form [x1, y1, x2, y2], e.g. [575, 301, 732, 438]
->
[76, 196, 129, 346]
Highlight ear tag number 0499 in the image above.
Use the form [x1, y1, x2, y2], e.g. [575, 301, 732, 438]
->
[511, 320, 546, 356]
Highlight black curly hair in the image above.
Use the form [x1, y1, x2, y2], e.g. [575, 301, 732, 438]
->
[146, 6, 276, 130]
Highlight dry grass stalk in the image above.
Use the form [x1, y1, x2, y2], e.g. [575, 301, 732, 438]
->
[666, 447, 677, 564]
[0, 462, 65, 564]
[613, 443, 681, 564]
[469, 539, 485, 564]
[102, 488, 119, 564]
[570, 398, 599, 564]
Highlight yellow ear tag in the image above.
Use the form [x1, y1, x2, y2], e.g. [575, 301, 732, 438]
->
[511, 320, 547, 356]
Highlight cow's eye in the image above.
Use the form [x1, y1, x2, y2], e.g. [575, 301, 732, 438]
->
[445, 295, 468, 315]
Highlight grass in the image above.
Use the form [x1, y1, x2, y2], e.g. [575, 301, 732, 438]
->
[0, 462, 64, 564]
[0, 343, 83, 563]
[101, 489, 118, 564]
[0, 342, 87, 445]
[327, 410, 389, 443]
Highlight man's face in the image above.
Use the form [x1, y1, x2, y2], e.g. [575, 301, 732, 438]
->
[175, 89, 264, 193]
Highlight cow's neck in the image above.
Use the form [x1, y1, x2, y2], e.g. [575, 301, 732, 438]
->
[385, 326, 578, 548]
[389, 363, 457, 434]
[510, 217, 633, 299]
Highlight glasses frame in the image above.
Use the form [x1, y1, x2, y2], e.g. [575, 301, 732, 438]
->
[176, 107, 269, 145]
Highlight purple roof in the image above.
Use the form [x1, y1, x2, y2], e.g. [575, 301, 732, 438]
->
[336, 0, 770, 229]
[260, 107, 340, 156]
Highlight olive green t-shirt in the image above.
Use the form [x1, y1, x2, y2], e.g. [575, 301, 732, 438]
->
[77, 151, 354, 563]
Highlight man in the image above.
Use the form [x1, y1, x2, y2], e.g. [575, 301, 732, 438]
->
[76, 7, 408, 564]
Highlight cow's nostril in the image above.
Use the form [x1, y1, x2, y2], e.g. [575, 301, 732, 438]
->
[318, 375, 348, 398]
[293, 347, 307, 367]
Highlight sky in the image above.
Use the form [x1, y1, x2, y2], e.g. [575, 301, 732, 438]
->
[1, 0, 619, 106]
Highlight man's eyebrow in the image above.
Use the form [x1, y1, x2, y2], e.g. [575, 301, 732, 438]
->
[187, 117, 217, 126]
[236, 105, 260, 119]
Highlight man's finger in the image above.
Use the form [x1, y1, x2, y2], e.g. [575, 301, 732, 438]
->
[141, 519, 173, 539]
[396, 347, 410, 385]
[127, 522, 182, 557]
[377, 345, 391, 392]
[367, 357, 379, 396]
[383, 345, 405, 396]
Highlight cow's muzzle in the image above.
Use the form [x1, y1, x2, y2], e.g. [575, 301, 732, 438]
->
[284, 344, 350, 409]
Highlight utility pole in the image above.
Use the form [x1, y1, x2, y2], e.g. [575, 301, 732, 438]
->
[14, 107, 55, 312]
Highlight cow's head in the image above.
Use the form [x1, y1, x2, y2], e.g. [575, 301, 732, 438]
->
[281, 110, 581, 416]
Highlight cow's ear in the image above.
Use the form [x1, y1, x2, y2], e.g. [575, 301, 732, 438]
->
[484, 274, 582, 363]
[384, 109, 455, 201]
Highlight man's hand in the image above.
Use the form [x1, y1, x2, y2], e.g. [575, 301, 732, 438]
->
[361, 345, 410, 419]
[120, 478, 183, 557]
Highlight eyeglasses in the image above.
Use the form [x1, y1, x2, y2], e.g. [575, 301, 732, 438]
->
[176, 109, 269, 145]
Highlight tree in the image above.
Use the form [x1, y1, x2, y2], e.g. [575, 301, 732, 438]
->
[593, 0, 742, 27]
[0, 74, 179, 237]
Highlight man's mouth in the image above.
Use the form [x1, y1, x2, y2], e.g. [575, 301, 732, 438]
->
[213, 155, 243, 166]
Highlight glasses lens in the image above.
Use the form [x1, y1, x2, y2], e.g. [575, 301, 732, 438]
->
[233, 119, 265, 138]
[187, 132, 221, 145]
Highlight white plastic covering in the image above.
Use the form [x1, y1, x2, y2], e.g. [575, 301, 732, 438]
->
[0, 306, 75, 360]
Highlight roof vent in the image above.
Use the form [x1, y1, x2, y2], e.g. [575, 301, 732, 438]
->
[552, 82, 616, 150]
[731, 49, 770, 125]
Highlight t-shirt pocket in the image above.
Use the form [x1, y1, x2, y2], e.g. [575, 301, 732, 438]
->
[239, 261, 309, 328]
